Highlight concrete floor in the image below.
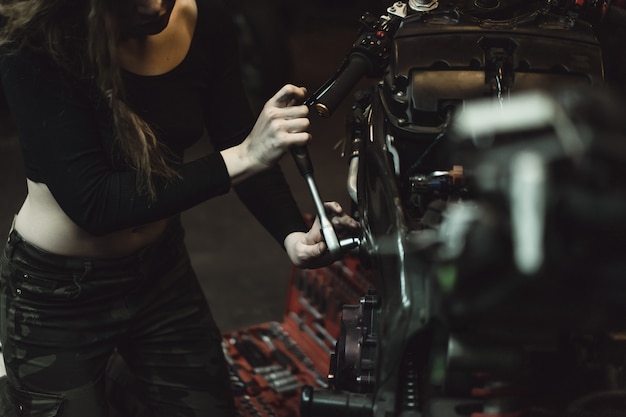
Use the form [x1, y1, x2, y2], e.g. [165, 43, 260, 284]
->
[0, 4, 369, 334]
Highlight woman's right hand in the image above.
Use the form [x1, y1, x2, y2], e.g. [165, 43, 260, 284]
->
[221, 84, 310, 184]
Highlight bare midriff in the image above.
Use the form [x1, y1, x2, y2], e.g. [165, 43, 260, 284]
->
[14, 180, 168, 258]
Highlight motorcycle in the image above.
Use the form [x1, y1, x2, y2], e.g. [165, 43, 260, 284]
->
[294, 1, 626, 416]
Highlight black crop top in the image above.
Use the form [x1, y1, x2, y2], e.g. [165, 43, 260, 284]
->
[0, 0, 307, 243]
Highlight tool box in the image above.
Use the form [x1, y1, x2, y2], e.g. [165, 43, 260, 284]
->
[222, 255, 374, 417]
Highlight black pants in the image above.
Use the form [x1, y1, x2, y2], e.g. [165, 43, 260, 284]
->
[0, 218, 236, 417]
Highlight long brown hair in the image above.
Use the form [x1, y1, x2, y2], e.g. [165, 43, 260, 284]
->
[0, 0, 180, 199]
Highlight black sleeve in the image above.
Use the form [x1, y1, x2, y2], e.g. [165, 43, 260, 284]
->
[0, 50, 233, 236]
[200, 4, 307, 245]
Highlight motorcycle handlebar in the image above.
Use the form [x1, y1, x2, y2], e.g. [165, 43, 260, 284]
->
[310, 52, 373, 118]
[306, 11, 396, 118]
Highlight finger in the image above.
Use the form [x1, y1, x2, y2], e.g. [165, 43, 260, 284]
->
[278, 104, 309, 120]
[281, 117, 310, 134]
[271, 85, 307, 108]
[287, 87, 308, 106]
[287, 89, 307, 107]
[303, 224, 323, 245]
[323, 201, 344, 216]
[323, 202, 359, 231]
[331, 215, 360, 231]
[280, 131, 311, 148]
[298, 241, 327, 261]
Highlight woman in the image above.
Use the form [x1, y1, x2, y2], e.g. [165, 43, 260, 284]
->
[0, 0, 358, 415]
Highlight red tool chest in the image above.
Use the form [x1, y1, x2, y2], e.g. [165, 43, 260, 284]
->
[222, 255, 374, 417]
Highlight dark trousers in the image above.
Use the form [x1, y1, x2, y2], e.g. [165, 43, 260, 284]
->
[0, 218, 236, 417]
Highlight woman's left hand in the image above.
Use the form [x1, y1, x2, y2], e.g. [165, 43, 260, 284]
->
[284, 202, 360, 269]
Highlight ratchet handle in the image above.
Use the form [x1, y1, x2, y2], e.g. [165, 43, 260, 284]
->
[291, 145, 314, 177]
[289, 146, 342, 258]
[290, 94, 361, 258]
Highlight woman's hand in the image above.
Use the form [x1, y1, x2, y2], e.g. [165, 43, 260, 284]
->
[284, 202, 360, 269]
[222, 84, 310, 184]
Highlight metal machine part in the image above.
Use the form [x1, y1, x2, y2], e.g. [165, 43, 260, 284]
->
[330, 294, 379, 393]
[291, 142, 361, 259]
[300, 386, 374, 417]
[408, 0, 440, 12]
